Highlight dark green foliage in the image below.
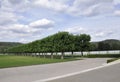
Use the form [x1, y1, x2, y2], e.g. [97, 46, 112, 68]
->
[75, 34, 91, 56]
[0, 42, 22, 52]
[91, 39, 120, 51]
[98, 42, 110, 50]
[4, 33, 120, 58]
[6, 32, 91, 59]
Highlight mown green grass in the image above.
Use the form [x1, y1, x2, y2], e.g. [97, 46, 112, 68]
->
[107, 58, 120, 63]
[0, 55, 80, 68]
[83, 54, 120, 58]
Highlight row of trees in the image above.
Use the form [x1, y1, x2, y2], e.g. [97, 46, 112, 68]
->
[6, 32, 91, 59]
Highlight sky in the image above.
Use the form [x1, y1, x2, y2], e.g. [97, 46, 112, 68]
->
[0, 0, 120, 43]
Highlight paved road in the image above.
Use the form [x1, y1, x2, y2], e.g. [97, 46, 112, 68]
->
[0, 58, 108, 82]
[48, 62, 120, 82]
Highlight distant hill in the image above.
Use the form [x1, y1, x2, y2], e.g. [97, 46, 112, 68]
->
[102, 39, 120, 43]
[91, 39, 120, 51]
[0, 42, 22, 52]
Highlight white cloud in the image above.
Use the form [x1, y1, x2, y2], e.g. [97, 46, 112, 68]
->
[32, 0, 115, 16]
[95, 32, 105, 37]
[33, 0, 68, 12]
[0, 18, 55, 42]
[0, 0, 26, 25]
[114, 10, 120, 16]
[1, 19, 55, 34]
[1, 0, 30, 12]
[0, 11, 18, 25]
[114, 0, 120, 5]
[6, 24, 35, 34]
[29, 18, 55, 28]
[0, 0, 119, 42]
[67, 0, 114, 16]
[95, 31, 114, 37]
[19, 38, 30, 43]
[65, 26, 86, 34]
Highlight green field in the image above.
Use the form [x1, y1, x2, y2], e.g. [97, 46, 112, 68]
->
[0, 55, 80, 68]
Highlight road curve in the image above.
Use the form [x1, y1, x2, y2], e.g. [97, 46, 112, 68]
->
[0, 58, 109, 82]
[48, 61, 120, 82]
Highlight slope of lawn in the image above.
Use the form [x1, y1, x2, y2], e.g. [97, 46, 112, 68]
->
[0, 55, 80, 68]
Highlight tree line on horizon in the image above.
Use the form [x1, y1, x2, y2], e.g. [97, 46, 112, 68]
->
[1, 32, 120, 59]
[5, 32, 91, 59]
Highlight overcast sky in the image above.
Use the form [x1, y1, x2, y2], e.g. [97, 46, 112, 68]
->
[0, 0, 120, 43]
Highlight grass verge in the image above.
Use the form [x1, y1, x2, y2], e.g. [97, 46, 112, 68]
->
[107, 58, 120, 63]
[83, 54, 120, 58]
[0, 55, 80, 68]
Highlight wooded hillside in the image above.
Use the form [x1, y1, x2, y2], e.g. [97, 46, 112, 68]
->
[91, 39, 120, 51]
[0, 42, 22, 52]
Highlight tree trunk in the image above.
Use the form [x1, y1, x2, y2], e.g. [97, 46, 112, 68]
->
[34, 53, 36, 57]
[51, 52, 53, 59]
[81, 51, 83, 56]
[71, 51, 74, 57]
[61, 52, 64, 59]
[56, 52, 58, 55]
[31, 53, 33, 57]
[87, 51, 90, 55]
[39, 53, 40, 57]
[25, 53, 28, 56]
[25, 53, 27, 56]
[107, 50, 109, 54]
[33, 53, 35, 57]
[43, 53, 46, 58]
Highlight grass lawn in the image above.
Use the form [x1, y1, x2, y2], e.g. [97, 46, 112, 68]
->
[83, 54, 120, 58]
[0, 55, 80, 68]
[107, 58, 120, 63]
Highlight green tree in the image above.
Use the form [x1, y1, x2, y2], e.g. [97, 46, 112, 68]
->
[75, 34, 91, 56]
[6, 32, 91, 59]
[54, 32, 70, 59]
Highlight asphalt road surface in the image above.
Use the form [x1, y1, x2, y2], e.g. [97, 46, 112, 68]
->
[48, 62, 120, 82]
[0, 58, 109, 82]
